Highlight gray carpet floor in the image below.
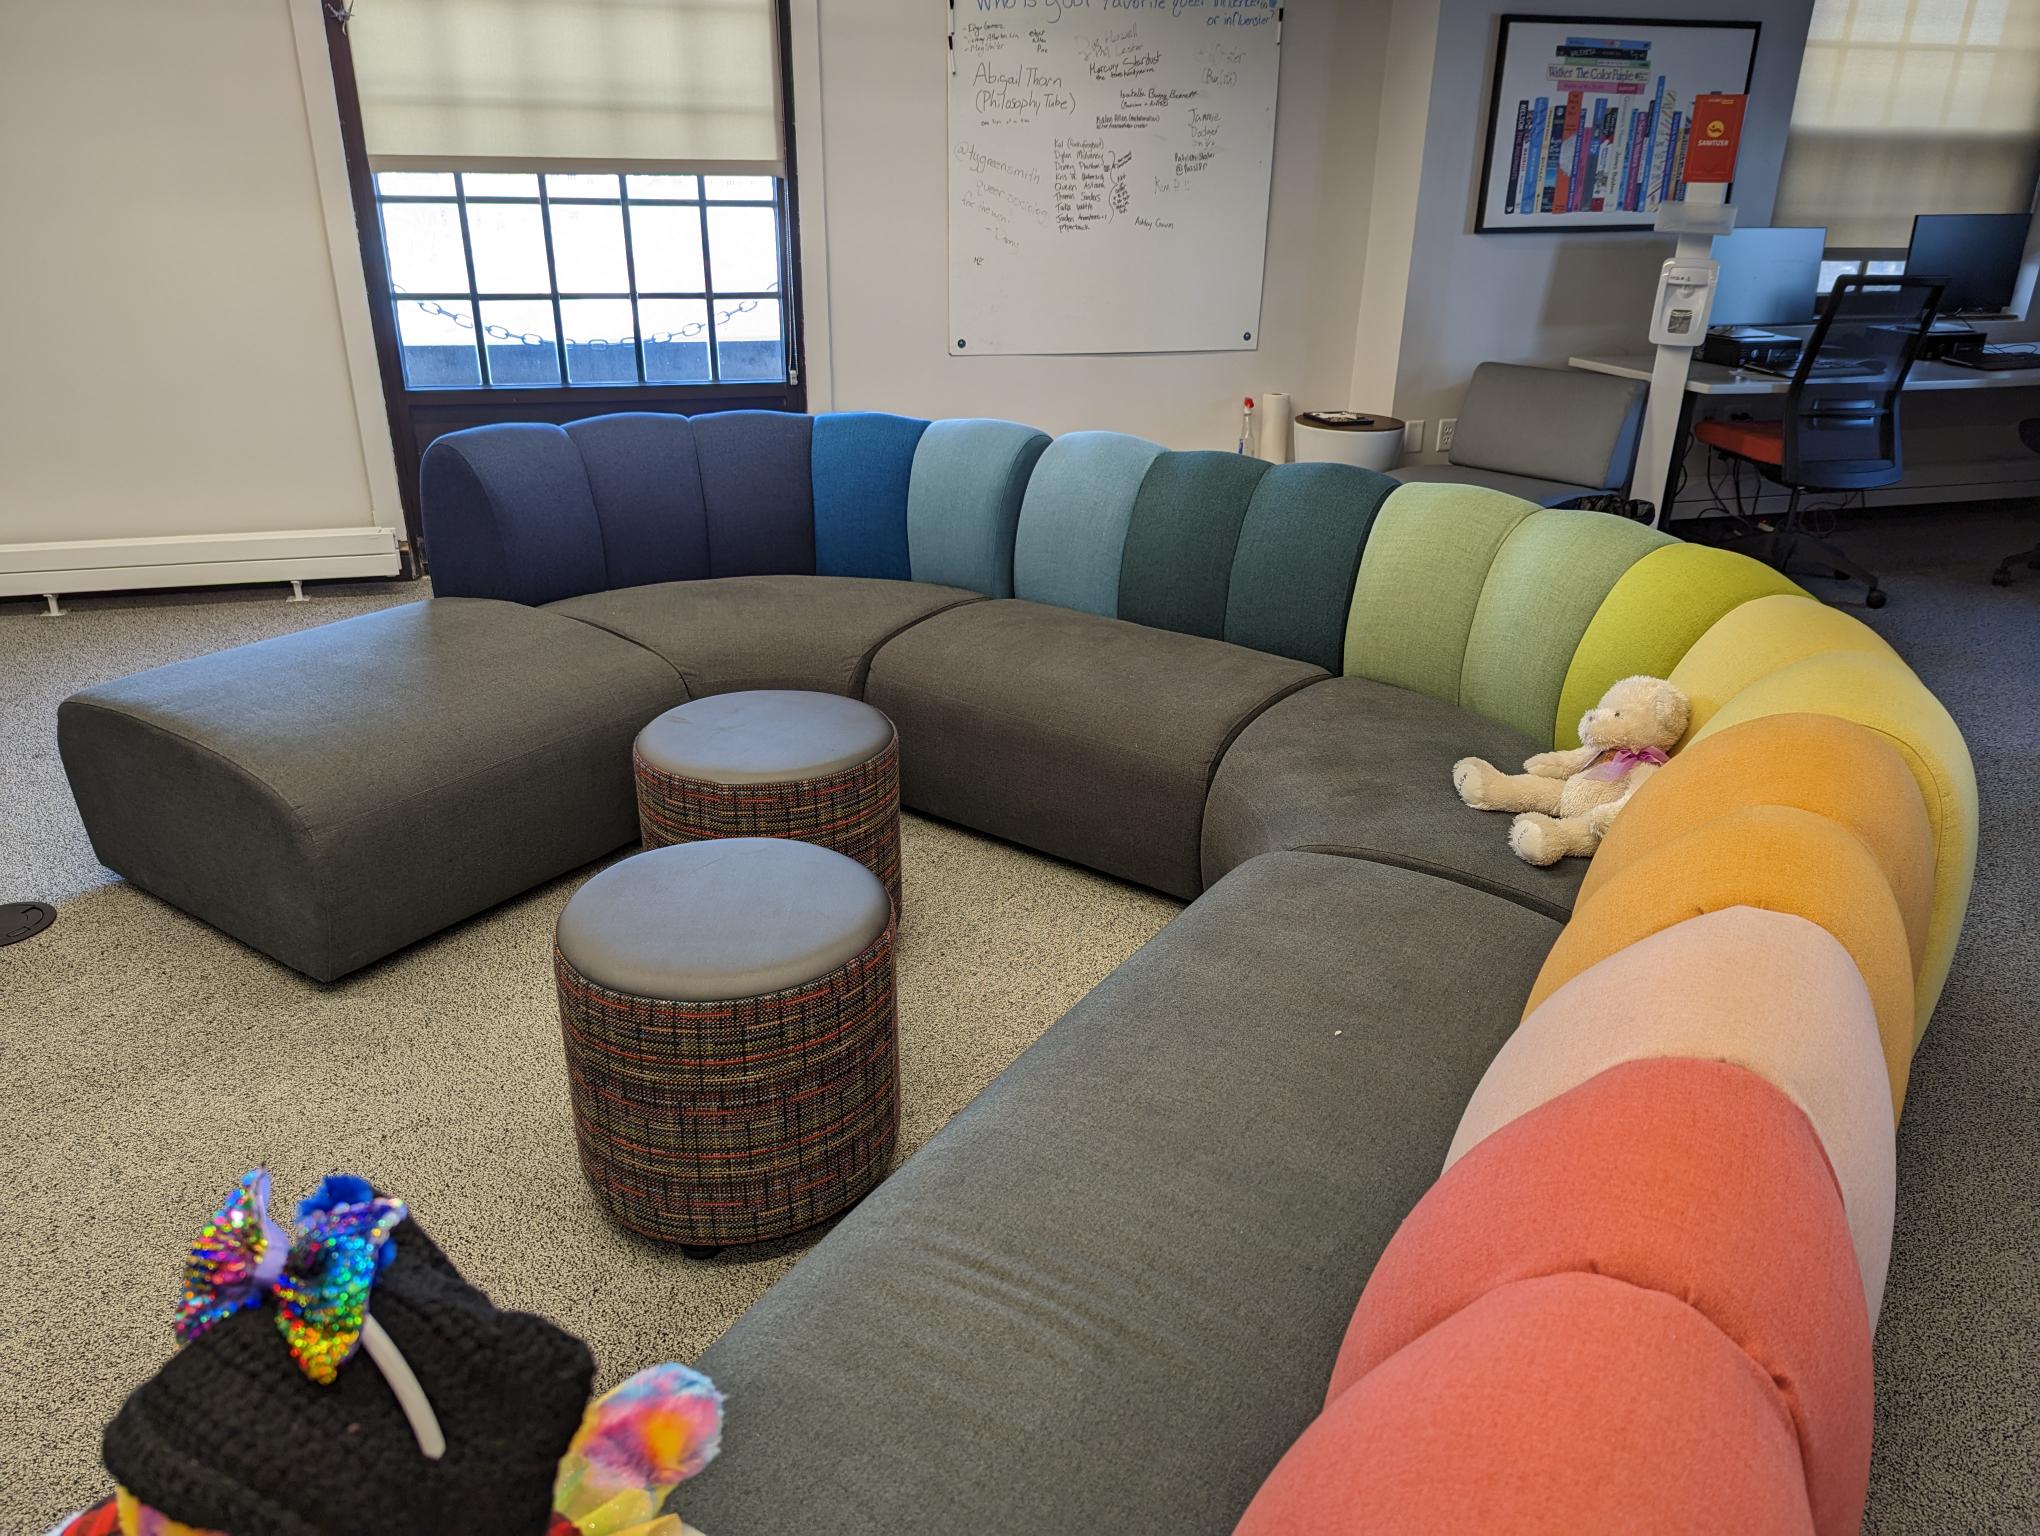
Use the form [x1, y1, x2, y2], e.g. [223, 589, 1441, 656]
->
[2, 515, 2034, 1531]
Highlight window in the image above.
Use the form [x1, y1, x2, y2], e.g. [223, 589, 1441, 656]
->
[375, 171, 788, 390]
[1775, 0, 2040, 252]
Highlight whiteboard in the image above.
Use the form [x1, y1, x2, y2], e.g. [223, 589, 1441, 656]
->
[947, 0, 1282, 356]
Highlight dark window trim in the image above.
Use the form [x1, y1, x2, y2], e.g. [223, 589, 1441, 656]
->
[321, 0, 806, 563]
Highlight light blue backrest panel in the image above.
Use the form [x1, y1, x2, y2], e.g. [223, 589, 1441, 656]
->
[906, 418, 1052, 596]
[1011, 430, 1166, 617]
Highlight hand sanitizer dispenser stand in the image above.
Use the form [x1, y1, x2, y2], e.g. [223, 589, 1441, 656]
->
[1631, 94, 1748, 527]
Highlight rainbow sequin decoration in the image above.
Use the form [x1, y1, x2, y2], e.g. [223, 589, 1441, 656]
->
[553, 1363, 725, 1536]
[271, 1192, 407, 1385]
[175, 1171, 284, 1343]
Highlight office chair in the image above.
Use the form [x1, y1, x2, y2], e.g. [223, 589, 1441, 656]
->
[1693, 273, 1945, 609]
[1990, 417, 2040, 586]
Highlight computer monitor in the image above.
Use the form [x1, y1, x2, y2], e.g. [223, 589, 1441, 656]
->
[1905, 212, 2032, 315]
[1708, 226, 1828, 332]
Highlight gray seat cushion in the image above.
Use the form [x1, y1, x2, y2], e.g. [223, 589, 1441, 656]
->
[864, 600, 1324, 898]
[57, 598, 686, 981]
[548, 575, 982, 698]
[635, 690, 894, 784]
[556, 839, 889, 1000]
[683, 851, 1563, 1535]
[1203, 674, 1586, 920]
[1390, 462, 1601, 508]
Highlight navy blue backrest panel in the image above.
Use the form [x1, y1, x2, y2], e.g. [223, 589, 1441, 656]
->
[691, 410, 817, 577]
[811, 412, 929, 580]
[419, 424, 608, 605]
[564, 413, 711, 590]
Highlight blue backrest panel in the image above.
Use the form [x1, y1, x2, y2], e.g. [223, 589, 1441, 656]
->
[692, 409, 817, 577]
[906, 418, 1052, 597]
[419, 424, 608, 606]
[812, 412, 930, 581]
[1012, 430, 1165, 617]
[564, 413, 710, 590]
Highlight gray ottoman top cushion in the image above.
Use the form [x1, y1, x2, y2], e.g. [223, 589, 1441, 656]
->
[637, 690, 894, 785]
[556, 839, 889, 1002]
[682, 851, 1562, 1534]
[1203, 673, 1588, 921]
[549, 575, 983, 698]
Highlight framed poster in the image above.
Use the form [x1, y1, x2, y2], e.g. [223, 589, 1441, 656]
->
[1475, 15, 1760, 233]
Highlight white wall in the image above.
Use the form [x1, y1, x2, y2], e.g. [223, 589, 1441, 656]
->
[0, 0, 401, 595]
[1389, 0, 1817, 440]
[792, 0, 1388, 449]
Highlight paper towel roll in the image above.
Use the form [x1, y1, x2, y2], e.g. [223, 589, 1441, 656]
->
[1261, 392, 1292, 463]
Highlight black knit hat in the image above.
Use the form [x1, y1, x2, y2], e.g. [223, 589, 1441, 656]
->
[102, 1191, 595, 1536]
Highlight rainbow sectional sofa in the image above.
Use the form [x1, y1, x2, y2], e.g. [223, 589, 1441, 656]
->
[58, 410, 1976, 1533]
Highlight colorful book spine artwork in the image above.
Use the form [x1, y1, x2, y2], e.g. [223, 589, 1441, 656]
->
[1505, 99, 1530, 214]
[1637, 74, 1665, 213]
[1540, 102, 1566, 213]
[1659, 110, 1684, 203]
[1519, 96, 1549, 213]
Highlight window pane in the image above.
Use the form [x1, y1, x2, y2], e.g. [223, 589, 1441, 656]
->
[626, 174, 699, 201]
[629, 204, 707, 293]
[549, 203, 629, 293]
[467, 203, 551, 294]
[545, 173, 621, 198]
[377, 171, 455, 196]
[461, 172, 539, 197]
[1817, 259, 1861, 292]
[706, 205, 779, 292]
[716, 298, 783, 382]
[560, 298, 638, 382]
[381, 203, 471, 294]
[395, 299, 481, 387]
[704, 175, 774, 201]
[479, 300, 560, 385]
[640, 299, 713, 382]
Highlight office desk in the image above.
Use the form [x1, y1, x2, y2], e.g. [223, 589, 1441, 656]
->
[1570, 351, 2040, 395]
[1570, 351, 2040, 511]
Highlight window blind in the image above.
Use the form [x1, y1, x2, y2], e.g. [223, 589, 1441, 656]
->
[345, 0, 783, 175]
[1774, 0, 2040, 250]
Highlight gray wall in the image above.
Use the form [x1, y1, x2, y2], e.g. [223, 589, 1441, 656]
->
[1392, 0, 1816, 443]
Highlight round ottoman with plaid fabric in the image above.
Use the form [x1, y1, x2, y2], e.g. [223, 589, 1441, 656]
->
[634, 690, 903, 919]
[553, 836, 898, 1255]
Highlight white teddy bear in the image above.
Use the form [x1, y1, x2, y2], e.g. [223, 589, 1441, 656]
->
[1452, 674, 1691, 866]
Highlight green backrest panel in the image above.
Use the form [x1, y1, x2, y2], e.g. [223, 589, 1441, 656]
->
[1119, 451, 1273, 639]
[1224, 462, 1397, 672]
[1342, 483, 1536, 701]
[1012, 430, 1166, 618]
[1552, 542, 1804, 748]
[1458, 510, 1673, 744]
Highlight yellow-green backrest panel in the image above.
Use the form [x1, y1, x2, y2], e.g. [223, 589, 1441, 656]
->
[1458, 510, 1674, 746]
[1552, 543, 1805, 748]
[1694, 648, 1976, 1044]
[1671, 592, 1899, 740]
[1342, 483, 1536, 702]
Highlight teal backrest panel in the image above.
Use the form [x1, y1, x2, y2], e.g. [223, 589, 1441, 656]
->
[1012, 431, 1165, 617]
[1117, 451, 1272, 640]
[1225, 462, 1396, 672]
[906, 419, 1052, 596]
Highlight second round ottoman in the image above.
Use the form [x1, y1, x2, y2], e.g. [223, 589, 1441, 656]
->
[554, 837, 898, 1253]
[634, 690, 903, 918]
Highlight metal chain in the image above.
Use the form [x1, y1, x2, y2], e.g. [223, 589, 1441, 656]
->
[394, 283, 777, 347]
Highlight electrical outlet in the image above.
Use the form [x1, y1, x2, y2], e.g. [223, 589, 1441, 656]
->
[1403, 420, 1425, 457]
[1436, 417, 1458, 453]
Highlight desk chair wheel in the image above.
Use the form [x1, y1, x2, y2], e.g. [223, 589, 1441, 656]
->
[1866, 587, 1887, 609]
[1994, 565, 2013, 587]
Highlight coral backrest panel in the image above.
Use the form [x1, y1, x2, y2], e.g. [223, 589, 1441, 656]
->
[1225, 462, 1396, 673]
[906, 418, 1052, 596]
[810, 411, 930, 581]
[563, 412, 711, 590]
[1011, 430, 1165, 617]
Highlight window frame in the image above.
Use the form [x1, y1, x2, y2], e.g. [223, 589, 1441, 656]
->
[375, 171, 793, 392]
